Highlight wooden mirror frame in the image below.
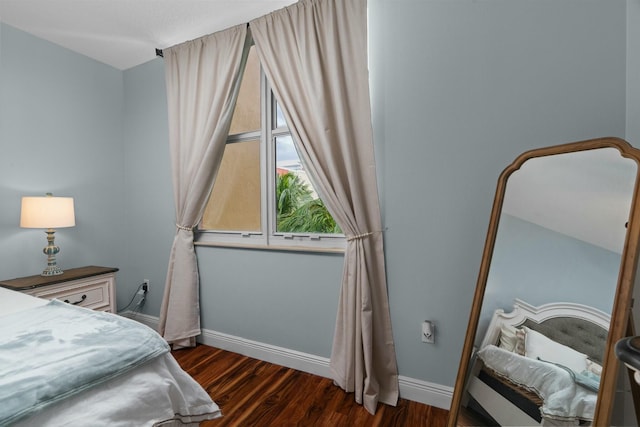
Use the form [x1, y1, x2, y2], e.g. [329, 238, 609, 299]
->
[447, 137, 640, 426]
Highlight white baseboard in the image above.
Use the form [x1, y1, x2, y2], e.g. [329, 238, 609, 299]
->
[121, 311, 158, 329]
[199, 328, 332, 378]
[396, 374, 453, 410]
[122, 311, 453, 410]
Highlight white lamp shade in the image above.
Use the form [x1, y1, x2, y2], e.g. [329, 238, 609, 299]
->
[20, 196, 76, 229]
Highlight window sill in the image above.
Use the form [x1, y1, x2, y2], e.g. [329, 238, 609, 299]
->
[194, 240, 345, 254]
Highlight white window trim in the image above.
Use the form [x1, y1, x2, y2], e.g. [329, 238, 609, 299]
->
[195, 67, 346, 253]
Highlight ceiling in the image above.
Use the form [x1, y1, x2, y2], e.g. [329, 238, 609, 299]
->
[0, 0, 296, 70]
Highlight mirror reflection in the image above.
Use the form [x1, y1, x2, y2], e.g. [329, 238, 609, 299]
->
[456, 146, 637, 426]
[480, 148, 635, 337]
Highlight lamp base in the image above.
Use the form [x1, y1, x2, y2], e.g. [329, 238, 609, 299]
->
[41, 265, 64, 276]
[41, 228, 64, 276]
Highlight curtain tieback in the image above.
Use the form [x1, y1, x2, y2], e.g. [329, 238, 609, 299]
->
[346, 230, 382, 242]
[176, 224, 194, 232]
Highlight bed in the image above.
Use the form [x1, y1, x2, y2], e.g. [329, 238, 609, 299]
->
[0, 286, 222, 427]
[463, 298, 610, 426]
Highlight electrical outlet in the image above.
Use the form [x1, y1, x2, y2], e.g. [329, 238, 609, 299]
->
[422, 321, 435, 344]
[143, 279, 150, 293]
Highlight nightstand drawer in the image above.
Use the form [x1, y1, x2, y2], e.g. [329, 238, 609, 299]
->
[39, 280, 110, 309]
[28, 277, 112, 311]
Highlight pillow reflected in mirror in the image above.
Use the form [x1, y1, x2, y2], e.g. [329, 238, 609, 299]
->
[498, 324, 526, 355]
[524, 326, 588, 373]
[586, 359, 602, 376]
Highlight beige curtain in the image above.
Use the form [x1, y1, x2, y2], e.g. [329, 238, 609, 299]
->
[250, 0, 399, 414]
[159, 25, 250, 349]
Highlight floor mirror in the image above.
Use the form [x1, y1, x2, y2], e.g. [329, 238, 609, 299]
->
[447, 137, 640, 426]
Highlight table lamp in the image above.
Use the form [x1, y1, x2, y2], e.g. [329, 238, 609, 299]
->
[20, 193, 76, 276]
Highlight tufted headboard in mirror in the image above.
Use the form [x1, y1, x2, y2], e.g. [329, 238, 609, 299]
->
[477, 298, 610, 364]
[523, 316, 608, 365]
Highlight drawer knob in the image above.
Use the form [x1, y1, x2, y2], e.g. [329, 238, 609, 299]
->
[64, 294, 87, 305]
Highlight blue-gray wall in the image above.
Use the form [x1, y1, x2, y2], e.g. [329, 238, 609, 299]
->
[121, 59, 175, 315]
[0, 0, 634, 392]
[369, 0, 627, 386]
[0, 24, 125, 279]
[629, 0, 640, 145]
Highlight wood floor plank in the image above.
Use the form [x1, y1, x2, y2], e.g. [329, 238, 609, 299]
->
[172, 344, 450, 426]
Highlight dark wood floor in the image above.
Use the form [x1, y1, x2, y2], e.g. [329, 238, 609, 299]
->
[171, 344, 450, 426]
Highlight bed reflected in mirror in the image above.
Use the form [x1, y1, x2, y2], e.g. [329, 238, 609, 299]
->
[447, 138, 640, 426]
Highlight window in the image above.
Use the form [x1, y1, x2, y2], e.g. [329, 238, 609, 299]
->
[197, 46, 344, 251]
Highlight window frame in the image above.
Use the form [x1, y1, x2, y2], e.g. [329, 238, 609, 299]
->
[195, 66, 346, 253]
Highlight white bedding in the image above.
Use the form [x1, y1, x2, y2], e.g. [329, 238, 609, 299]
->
[0, 286, 48, 313]
[0, 287, 222, 426]
[12, 354, 218, 427]
[477, 344, 598, 422]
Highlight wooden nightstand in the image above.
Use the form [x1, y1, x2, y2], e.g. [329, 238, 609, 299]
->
[0, 266, 118, 312]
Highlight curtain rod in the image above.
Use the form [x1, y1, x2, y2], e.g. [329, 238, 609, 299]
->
[156, 22, 253, 58]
